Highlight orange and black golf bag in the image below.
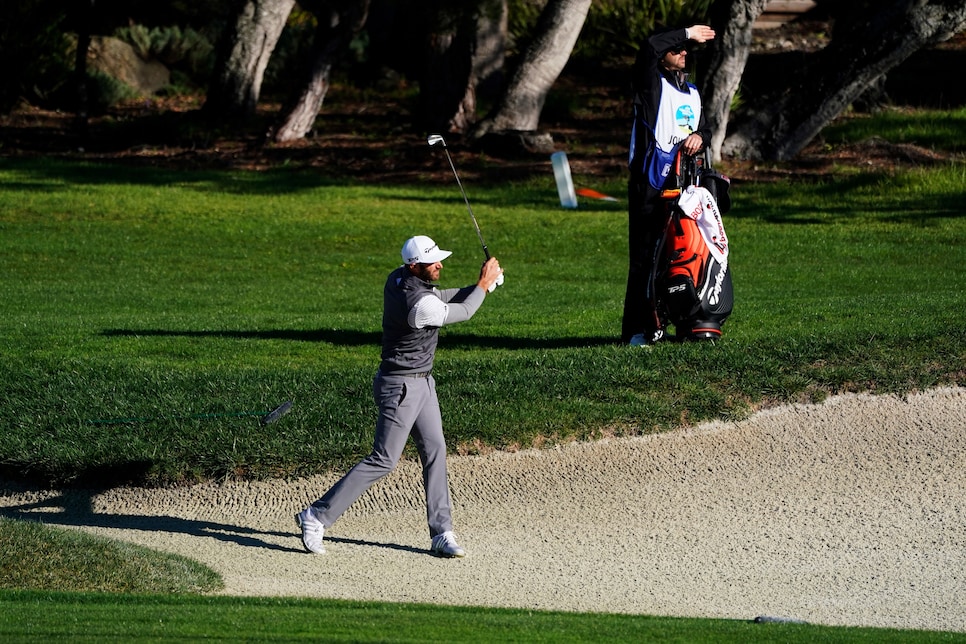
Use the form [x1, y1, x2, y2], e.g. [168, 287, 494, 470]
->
[654, 151, 734, 341]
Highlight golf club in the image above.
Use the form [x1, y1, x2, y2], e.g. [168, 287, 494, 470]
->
[427, 134, 504, 291]
[260, 400, 293, 425]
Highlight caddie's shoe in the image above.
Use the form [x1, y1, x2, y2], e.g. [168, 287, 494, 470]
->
[629, 330, 664, 348]
[629, 333, 650, 347]
[430, 531, 466, 558]
[295, 507, 325, 554]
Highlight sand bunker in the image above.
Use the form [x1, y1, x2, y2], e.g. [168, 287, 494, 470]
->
[3, 387, 964, 632]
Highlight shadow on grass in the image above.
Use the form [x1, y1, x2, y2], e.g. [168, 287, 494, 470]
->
[729, 172, 962, 225]
[381, 187, 626, 214]
[0, 157, 344, 196]
[100, 328, 618, 350]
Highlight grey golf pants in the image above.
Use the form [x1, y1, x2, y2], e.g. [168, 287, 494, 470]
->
[311, 371, 454, 538]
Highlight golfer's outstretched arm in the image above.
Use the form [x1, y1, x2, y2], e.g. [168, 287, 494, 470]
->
[409, 286, 485, 328]
[410, 258, 501, 328]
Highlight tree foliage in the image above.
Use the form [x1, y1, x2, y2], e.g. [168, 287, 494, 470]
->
[0, 1, 72, 111]
[1, 0, 963, 163]
[576, 0, 714, 60]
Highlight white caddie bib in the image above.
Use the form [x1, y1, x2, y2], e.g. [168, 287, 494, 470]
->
[642, 76, 703, 188]
[654, 76, 702, 153]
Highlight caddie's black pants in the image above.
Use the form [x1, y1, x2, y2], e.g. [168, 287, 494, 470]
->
[621, 176, 668, 343]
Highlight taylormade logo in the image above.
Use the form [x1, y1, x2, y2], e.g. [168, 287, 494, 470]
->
[406, 243, 439, 264]
[708, 265, 727, 306]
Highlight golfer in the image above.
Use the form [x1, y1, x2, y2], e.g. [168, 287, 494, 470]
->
[622, 24, 716, 347]
[296, 235, 503, 557]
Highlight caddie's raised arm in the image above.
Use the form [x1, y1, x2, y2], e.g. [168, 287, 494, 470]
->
[685, 25, 716, 43]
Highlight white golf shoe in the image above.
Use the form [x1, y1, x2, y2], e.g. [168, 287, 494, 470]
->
[629, 330, 664, 348]
[295, 507, 325, 554]
[430, 531, 465, 558]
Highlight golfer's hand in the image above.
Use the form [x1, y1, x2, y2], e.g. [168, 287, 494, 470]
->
[686, 25, 715, 43]
[478, 257, 503, 293]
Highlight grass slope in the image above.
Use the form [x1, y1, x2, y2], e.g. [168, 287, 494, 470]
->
[0, 152, 964, 486]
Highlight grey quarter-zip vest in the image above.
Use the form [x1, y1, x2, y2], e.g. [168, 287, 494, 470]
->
[379, 266, 440, 375]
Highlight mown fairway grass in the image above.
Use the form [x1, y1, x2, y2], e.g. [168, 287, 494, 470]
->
[1, 107, 965, 641]
[1, 153, 963, 486]
[3, 589, 963, 643]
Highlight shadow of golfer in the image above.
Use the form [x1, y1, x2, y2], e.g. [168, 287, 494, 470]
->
[324, 536, 426, 556]
[0, 483, 302, 554]
[1, 484, 432, 556]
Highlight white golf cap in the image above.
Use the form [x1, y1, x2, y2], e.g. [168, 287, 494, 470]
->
[401, 235, 452, 265]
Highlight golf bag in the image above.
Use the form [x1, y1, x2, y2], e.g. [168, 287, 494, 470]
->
[655, 151, 734, 341]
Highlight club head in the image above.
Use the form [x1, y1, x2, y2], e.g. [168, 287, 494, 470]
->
[427, 134, 446, 148]
[261, 401, 293, 425]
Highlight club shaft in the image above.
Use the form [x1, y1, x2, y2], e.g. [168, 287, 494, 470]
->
[442, 148, 491, 260]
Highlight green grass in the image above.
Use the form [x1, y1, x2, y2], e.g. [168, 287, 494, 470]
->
[0, 153, 964, 486]
[0, 107, 964, 640]
[820, 106, 966, 152]
[0, 518, 221, 594]
[1, 590, 962, 643]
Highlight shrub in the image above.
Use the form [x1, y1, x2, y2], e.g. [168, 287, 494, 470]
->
[113, 24, 214, 89]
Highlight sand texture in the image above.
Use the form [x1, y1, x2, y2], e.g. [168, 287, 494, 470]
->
[2, 387, 964, 632]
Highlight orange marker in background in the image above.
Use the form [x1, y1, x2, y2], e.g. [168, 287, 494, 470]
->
[576, 187, 619, 202]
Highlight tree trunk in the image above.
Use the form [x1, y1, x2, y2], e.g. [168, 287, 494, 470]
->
[723, 0, 966, 160]
[472, 0, 508, 105]
[269, 0, 370, 143]
[470, 0, 591, 140]
[448, 0, 508, 134]
[203, 0, 296, 120]
[418, 0, 506, 135]
[698, 0, 769, 162]
[72, 0, 95, 130]
[419, 3, 475, 135]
